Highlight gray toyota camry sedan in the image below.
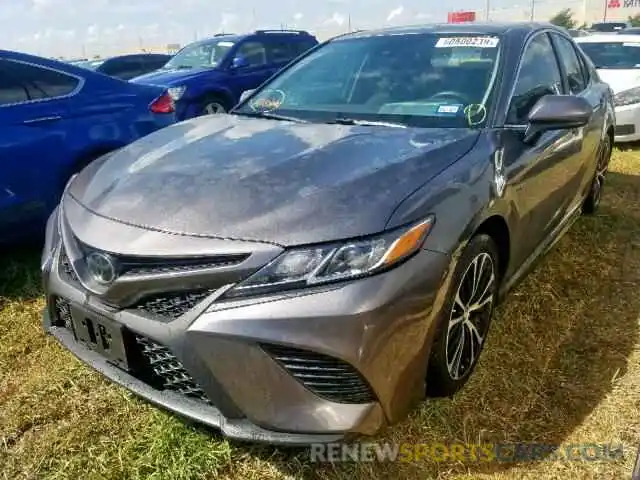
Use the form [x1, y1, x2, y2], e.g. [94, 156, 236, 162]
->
[41, 22, 615, 444]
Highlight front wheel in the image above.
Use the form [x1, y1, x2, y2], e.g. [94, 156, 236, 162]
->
[198, 94, 229, 116]
[426, 234, 499, 397]
[583, 134, 612, 215]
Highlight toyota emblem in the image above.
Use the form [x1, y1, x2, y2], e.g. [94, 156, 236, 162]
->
[86, 252, 117, 285]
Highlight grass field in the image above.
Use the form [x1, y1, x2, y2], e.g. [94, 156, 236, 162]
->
[1, 150, 639, 480]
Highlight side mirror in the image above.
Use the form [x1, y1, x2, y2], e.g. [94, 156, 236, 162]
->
[239, 89, 255, 103]
[523, 95, 593, 144]
[230, 55, 249, 70]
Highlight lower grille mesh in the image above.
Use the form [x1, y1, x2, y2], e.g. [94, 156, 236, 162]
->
[51, 296, 211, 406]
[133, 289, 215, 319]
[53, 297, 73, 328]
[134, 334, 211, 404]
[261, 344, 376, 404]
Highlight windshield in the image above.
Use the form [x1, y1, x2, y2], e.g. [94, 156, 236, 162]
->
[579, 41, 640, 69]
[70, 59, 104, 69]
[235, 33, 502, 128]
[164, 39, 235, 69]
[85, 60, 105, 70]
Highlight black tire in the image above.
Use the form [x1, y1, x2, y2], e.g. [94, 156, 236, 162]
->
[426, 234, 500, 397]
[197, 94, 230, 116]
[583, 134, 612, 215]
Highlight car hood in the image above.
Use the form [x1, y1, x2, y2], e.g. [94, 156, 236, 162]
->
[67, 115, 479, 246]
[596, 68, 640, 94]
[130, 67, 216, 86]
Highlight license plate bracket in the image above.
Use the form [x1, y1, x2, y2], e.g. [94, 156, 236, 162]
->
[70, 306, 130, 371]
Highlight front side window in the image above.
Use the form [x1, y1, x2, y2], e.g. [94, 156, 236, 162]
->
[164, 39, 235, 69]
[578, 41, 640, 69]
[553, 35, 587, 94]
[508, 34, 562, 124]
[0, 59, 79, 105]
[235, 33, 503, 128]
[234, 41, 268, 67]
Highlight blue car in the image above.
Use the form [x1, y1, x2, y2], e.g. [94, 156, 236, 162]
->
[131, 30, 318, 120]
[0, 49, 177, 245]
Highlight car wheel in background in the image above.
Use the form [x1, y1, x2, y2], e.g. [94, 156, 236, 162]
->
[198, 94, 230, 116]
[426, 234, 500, 397]
[583, 134, 612, 215]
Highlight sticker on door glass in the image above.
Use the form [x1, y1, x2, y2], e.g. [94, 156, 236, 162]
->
[435, 37, 499, 48]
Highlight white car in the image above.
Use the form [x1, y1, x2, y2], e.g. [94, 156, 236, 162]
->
[577, 34, 640, 142]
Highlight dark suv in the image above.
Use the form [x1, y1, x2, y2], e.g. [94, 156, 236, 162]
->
[130, 30, 318, 120]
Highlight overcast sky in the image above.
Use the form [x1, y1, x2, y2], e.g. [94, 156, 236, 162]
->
[1, 0, 590, 58]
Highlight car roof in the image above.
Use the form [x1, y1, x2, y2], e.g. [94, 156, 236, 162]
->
[0, 48, 73, 70]
[188, 30, 314, 46]
[338, 22, 561, 40]
[105, 53, 170, 61]
[576, 33, 640, 43]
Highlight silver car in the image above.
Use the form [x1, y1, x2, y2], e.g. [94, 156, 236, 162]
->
[41, 23, 614, 444]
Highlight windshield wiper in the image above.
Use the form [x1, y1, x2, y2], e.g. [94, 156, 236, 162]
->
[233, 111, 307, 123]
[164, 65, 192, 70]
[326, 118, 407, 128]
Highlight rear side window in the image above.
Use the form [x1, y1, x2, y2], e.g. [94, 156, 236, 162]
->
[294, 39, 318, 56]
[267, 41, 295, 63]
[0, 59, 79, 106]
[553, 35, 587, 94]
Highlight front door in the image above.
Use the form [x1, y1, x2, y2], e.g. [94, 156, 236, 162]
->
[499, 32, 586, 267]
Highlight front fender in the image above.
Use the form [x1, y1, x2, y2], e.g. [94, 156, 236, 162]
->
[386, 134, 508, 256]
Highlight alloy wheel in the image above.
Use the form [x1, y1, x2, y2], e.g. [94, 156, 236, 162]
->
[445, 252, 496, 380]
[203, 102, 227, 114]
[592, 137, 611, 208]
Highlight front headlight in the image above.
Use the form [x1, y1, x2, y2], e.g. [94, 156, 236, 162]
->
[223, 217, 435, 299]
[167, 86, 187, 101]
[614, 86, 640, 107]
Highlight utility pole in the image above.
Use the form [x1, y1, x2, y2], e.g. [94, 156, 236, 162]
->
[348, 14, 352, 32]
[530, 0, 535, 21]
[486, 0, 490, 21]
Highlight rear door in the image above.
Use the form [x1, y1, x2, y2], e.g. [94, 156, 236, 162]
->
[549, 32, 605, 207]
[0, 58, 79, 232]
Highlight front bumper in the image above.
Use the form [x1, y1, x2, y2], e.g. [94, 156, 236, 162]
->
[41, 213, 450, 444]
[614, 103, 640, 142]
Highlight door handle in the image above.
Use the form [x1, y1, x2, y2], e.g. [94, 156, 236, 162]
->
[23, 115, 62, 125]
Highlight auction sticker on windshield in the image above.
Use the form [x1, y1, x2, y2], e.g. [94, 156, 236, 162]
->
[436, 37, 499, 48]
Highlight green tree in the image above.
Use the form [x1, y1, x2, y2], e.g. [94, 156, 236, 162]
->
[550, 9, 577, 29]
[628, 14, 640, 27]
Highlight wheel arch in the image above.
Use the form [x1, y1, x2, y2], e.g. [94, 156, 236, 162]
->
[198, 87, 236, 110]
[472, 215, 511, 282]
